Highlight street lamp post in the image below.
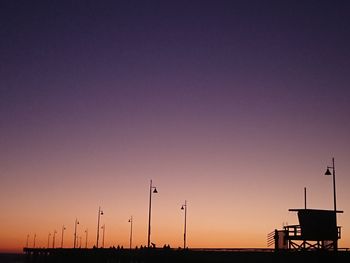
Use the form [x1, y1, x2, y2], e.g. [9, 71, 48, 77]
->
[52, 230, 57, 248]
[96, 206, 103, 248]
[147, 179, 158, 248]
[74, 218, 79, 248]
[181, 200, 188, 249]
[47, 233, 51, 248]
[26, 234, 29, 248]
[33, 234, 36, 248]
[85, 229, 88, 248]
[128, 216, 133, 249]
[84, 229, 88, 248]
[325, 157, 338, 250]
[101, 224, 105, 248]
[61, 225, 66, 248]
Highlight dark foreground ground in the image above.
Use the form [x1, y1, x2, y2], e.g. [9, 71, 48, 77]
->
[0, 253, 25, 263]
[12, 248, 350, 263]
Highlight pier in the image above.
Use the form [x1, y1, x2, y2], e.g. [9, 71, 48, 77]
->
[23, 247, 350, 263]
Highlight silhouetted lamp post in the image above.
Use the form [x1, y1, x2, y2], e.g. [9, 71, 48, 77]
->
[96, 206, 104, 247]
[52, 230, 57, 248]
[325, 157, 338, 250]
[47, 233, 51, 248]
[128, 216, 133, 249]
[101, 224, 105, 248]
[61, 225, 66, 248]
[26, 234, 29, 247]
[147, 179, 158, 248]
[74, 218, 79, 248]
[85, 229, 88, 248]
[33, 234, 36, 248]
[181, 200, 188, 249]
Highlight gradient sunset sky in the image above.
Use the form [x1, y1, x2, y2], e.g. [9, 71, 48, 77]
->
[1, 1, 350, 252]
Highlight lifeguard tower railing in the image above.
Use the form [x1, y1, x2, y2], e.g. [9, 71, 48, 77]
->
[271, 209, 343, 251]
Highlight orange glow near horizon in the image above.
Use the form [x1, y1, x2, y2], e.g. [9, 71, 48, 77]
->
[2, 158, 350, 253]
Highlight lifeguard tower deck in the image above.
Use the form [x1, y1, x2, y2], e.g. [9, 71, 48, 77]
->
[270, 208, 343, 251]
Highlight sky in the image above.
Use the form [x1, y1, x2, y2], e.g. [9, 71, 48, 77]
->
[1, 0, 350, 253]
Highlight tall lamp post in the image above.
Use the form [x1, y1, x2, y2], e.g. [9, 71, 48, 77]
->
[47, 233, 51, 248]
[33, 234, 36, 248]
[101, 224, 105, 248]
[74, 218, 79, 248]
[85, 229, 88, 248]
[52, 230, 57, 248]
[26, 234, 29, 248]
[61, 225, 66, 248]
[96, 206, 104, 248]
[325, 157, 338, 250]
[181, 200, 188, 249]
[147, 179, 158, 248]
[128, 216, 133, 249]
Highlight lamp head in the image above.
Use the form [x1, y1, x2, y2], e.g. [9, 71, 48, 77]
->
[153, 188, 158, 194]
[181, 205, 184, 210]
[325, 168, 332, 176]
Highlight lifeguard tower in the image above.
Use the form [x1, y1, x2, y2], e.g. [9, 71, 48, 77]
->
[268, 158, 343, 251]
[270, 208, 342, 251]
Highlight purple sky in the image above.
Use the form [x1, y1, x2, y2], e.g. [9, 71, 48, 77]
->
[1, 1, 350, 251]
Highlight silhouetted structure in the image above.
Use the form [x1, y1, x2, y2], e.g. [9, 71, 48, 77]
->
[181, 200, 188, 249]
[23, 247, 350, 263]
[147, 180, 158, 248]
[96, 207, 104, 248]
[272, 208, 343, 251]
